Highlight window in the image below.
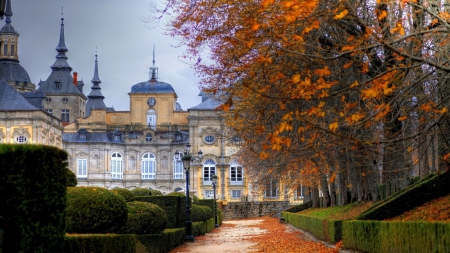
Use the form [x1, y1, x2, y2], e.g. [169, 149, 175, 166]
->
[147, 109, 156, 129]
[45, 98, 51, 102]
[204, 190, 214, 199]
[3, 43, 7, 55]
[77, 159, 87, 178]
[294, 185, 304, 200]
[204, 135, 215, 144]
[61, 109, 70, 122]
[203, 159, 216, 182]
[146, 133, 152, 142]
[142, 152, 156, 179]
[54, 79, 61, 89]
[111, 152, 123, 179]
[173, 156, 183, 179]
[265, 179, 278, 198]
[232, 190, 241, 198]
[230, 159, 243, 185]
[45, 109, 53, 115]
[10, 44, 14, 56]
[114, 135, 120, 141]
[232, 136, 242, 144]
[15, 135, 27, 144]
[62, 98, 68, 103]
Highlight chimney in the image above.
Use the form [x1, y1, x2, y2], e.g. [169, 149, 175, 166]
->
[73, 72, 78, 86]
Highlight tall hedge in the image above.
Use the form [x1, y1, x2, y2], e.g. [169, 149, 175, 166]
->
[131, 188, 152, 197]
[135, 196, 183, 228]
[111, 188, 135, 202]
[66, 187, 127, 233]
[0, 145, 68, 253]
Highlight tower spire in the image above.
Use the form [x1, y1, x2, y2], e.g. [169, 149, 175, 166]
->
[4, 0, 12, 24]
[56, 7, 67, 53]
[51, 8, 72, 71]
[91, 49, 101, 84]
[149, 44, 158, 81]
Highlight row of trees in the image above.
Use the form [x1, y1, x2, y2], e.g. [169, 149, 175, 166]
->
[151, 0, 450, 206]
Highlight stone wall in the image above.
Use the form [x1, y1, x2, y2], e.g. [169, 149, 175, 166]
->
[220, 201, 290, 220]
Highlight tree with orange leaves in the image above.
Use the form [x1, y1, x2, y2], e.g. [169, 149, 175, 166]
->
[147, 0, 450, 206]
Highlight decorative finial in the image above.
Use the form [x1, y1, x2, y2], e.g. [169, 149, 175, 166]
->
[152, 44, 155, 66]
[55, 7, 68, 53]
[61, 7, 64, 22]
[5, 0, 12, 24]
[91, 49, 101, 84]
[149, 44, 158, 81]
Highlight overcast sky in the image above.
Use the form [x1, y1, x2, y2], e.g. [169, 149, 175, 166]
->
[11, 0, 202, 111]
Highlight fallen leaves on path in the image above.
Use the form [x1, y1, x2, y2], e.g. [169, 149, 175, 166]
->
[247, 217, 340, 253]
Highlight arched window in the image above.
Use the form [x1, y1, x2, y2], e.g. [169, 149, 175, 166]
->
[230, 159, 243, 185]
[265, 178, 278, 198]
[111, 152, 123, 179]
[142, 152, 156, 179]
[147, 109, 156, 129]
[203, 159, 216, 182]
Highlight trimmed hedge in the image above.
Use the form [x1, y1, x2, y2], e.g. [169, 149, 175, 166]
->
[282, 212, 342, 243]
[135, 196, 183, 228]
[191, 204, 208, 222]
[357, 172, 450, 220]
[111, 188, 135, 202]
[192, 218, 215, 236]
[0, 145, 68, 253]
[342, 220, 450, 253]
[64, 234, 136, 253]
[284, 201, 312, 213]
[137, 228, 185, 253]
[117, 201, 167, 234]
[66, 187, 127, 233]
[131, 188, 152, 197]
[150, 189, 163, 196]
[66, 168, 77, 187]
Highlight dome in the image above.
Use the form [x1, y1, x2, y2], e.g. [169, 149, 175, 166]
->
[0, 61, 31, 83]
[130, 80, 175, 94]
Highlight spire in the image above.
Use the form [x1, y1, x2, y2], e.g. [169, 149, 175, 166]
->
[149, 44, 158, 81]
[51, 8, 72, 71]
[91, 48, 101, 84]
[4, 0, 12, 24]
[55, 8, 67, 53]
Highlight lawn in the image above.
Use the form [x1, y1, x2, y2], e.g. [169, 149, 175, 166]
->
[297, 201, 373, 220]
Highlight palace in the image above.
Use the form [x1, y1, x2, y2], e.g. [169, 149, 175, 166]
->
[0, 0, 305, 203]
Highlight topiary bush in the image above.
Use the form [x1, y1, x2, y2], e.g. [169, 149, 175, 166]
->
[134, 196, 183, 228]
[166, 192, 185, 197]
[66, 187, 127, 233]
[191, 204, 208, 222]
[117, 201, 167, 234]
[0, 145, 68, 253]
[200, 205, 213, 219]
[131, 188, 152, 197]
[111, 188, 135, 202]
[66, 168, 77, 187]
[150, 189, 163, 196]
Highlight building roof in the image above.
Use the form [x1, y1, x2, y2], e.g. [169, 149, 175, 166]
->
[0, 0, 17, 35]
[0, 79, 39, 111]
[188, 96, 223, 110]
[130, 80, 176, 94]
[0, 61, 31, 84]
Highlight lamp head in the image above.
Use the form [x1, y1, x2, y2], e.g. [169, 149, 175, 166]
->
[198, 150, 203, 159]
[182, 153, 191, 169]
[174, 150, 180, 161]
[211, 174, 218, 185]
[186, 143, 191, 152]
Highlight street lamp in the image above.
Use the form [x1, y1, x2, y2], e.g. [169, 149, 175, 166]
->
[175, 144, 203, 242]
[211, 174, 219, 228]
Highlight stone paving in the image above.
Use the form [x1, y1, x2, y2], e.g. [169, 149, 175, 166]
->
[168, 218, 353, 253]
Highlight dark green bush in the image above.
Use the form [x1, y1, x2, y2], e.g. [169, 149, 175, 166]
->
[111, 188, 135, 202]
[66, 168, 77, 187]
[201, 205, 213, 219]
[0, 145, 68, 253]
[199, 199, 215, 211]
[150, 189, 163, 196]
[66, 187, 127, 233]
[117, 201, 167, 234]
[284, 201, 312, 213]
[135, 196, 183, 228]
[64, 234, 136, 253]
[191, 204, 208, 222]
[136, 228, 185, 253]
[217, 208, 223, 225]
[166, 192, 186, 197]
[131, 188, 152, 197]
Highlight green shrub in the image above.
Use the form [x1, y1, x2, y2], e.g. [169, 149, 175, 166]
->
[111, 188, 135, 202]
[284, 201, 312, 213]
[136, 228, 185, 253]
[201, 205, 213, 219]
[199, 199, 215, 211]
[166, 192, 186, 197]
[135, 196, 183, 228]
[64, 234, 136, 253]
[131, 188, 152, 197]
[193, 195, 200, 204]
[150, 189, 163, 196]
[217, 208, 223, 225]
[191, 204, 208, 222]
[66, 168, 77, 187]
[66, 187, 127, 233]
[0, 145, 68, 253]
[117, 201, 167, 234]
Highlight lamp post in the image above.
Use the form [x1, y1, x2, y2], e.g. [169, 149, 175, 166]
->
[175, 143, 203, 242]
[211, 174, 219, 228]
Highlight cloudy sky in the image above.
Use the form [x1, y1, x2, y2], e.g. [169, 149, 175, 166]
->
[11, 0, 202, 111]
